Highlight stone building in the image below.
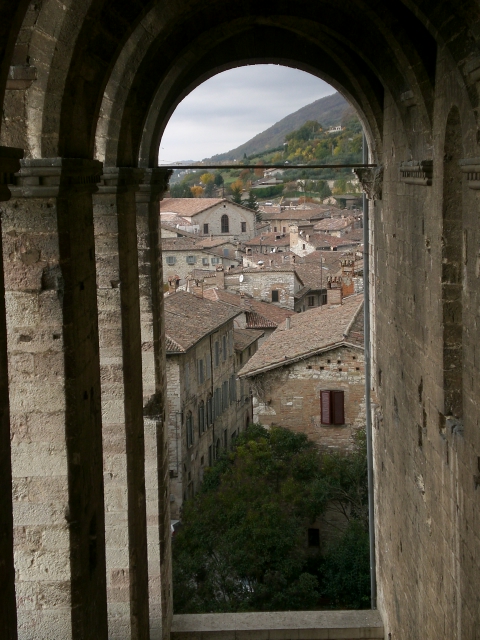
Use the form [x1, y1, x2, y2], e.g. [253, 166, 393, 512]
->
[162, 237, 240, 283]
[160, 198, 256, 241]
[0, 3, 480, 640]
[164, 291, 258, 518]
[238, 295, 365, 451]
[202, 287, 295, 345]
[289, 224, 361, 256]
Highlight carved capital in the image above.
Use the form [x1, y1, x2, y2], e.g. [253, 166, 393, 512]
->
[459, 158, 480, 189]
[9, 158, 103, 198]
[354, 165, 383, 200]
[399, 160, 433, 186]
[0, 147, 24, 202]
[136, 168, 173, 203]
[97, 167, 145, 194]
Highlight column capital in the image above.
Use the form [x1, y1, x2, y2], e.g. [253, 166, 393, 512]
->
[97, 166, 145, 194]
[459, 157, 480, 189]
[136, 168, 173, 204]
[9, 157, 103, 198]
[399, 160, 433, 186]
[0, 146, 24, 202]
[355, 165, 384, 200]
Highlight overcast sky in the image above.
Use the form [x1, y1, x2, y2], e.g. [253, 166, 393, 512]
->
[159, 65, 335, 163]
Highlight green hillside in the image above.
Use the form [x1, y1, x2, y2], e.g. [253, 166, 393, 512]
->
[207, 92, 349, 161]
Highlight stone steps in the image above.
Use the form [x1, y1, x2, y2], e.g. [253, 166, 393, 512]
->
[172, 610, 384, 640]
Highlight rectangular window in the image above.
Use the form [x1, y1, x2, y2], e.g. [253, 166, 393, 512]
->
[203, 223, 209, 234]
[186, 413, 194, 448]
[283, 227, 286, 233]
[223, 248, 229, 257]
[206, 353, 211, 379]
[241, 221, 247, 233]
[215, 387, 222, 416]
[198, 359, 204, 384]
[222, 335, 227, 361]
[215, 341, 220, 367]
[198, 403, 205, 434]
[185, 362, 190, 392]
[320, 390, 345, 425]
[166, 256, 176, 265]
[271, 289, 279, 302]
[229, 330, 233, 355]
[273, 226, 277, 232]
[207, 395, 213, 424]
[222, 380, 229, 410]
[202, 257, 209, 265]
[211, 257, 220, 265]
[186, 255, 196, 264]
[308, 295, 315, 307]
[230, 374, 237, 403]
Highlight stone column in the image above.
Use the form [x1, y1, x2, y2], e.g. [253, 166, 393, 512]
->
[93, 168, 150, 640]
[136, 168, 172, 640]
[0, 146, 23, 640]
[4, 159, 108, 640]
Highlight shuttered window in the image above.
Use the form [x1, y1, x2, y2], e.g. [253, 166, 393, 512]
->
[320, 390, 345, 425]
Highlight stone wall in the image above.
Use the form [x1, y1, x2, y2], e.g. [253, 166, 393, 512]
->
[251, 345, 365, 451]
[372, 47, 480, 638]
[193, 202, 255, 241]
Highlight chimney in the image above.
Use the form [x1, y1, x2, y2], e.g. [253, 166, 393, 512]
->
[168, 275, 180, 293]
[285, 316, 291, 330]
[340, 258, 355, 297]
[215, 265, 225, 289]
[326, 276, 343, 305]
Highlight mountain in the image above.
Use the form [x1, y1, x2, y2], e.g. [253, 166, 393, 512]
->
[207, 92, 350, 162]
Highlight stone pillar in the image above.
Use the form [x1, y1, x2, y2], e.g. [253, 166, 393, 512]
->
[93, 168, 150, 640]
[4, 158, 108, 640]
[136, 168, 172, 640]
[0, 146, 23, 640]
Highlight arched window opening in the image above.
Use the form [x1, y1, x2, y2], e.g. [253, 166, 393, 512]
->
[221, 214, 229, 233]
[442, 106, 464, 428]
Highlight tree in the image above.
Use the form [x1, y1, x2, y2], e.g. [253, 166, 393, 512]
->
[230, 179, 243, 205]
[172, 425, 370, 614]
[204, 181, 215, 197]
[245, 191, 261, 220]
[200, 172, 214, 185]
[254, 161, 265, 177]
[190, 185, 204, 197]
[214, 172, 224, 187]
[169, 182, 193, 198]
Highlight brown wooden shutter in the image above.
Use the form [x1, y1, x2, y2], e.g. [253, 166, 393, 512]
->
[332, 390, 345, 425]
[320, 390, 332, 424]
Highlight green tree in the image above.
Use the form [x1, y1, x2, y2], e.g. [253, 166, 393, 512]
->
[169, 182, 193, 198]
[230, 183, 243, 205]
[245, 191, 262, 221]
[172, 425, 370, 614]
[214, 172, 224, 187]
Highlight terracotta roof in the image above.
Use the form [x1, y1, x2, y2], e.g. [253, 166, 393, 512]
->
[245, 232, 290, 247]
[238, 295, 364, 377]
[262, 209, 327, 221]
[313, 217, 354, 232]
[234, 328, 264, 352]
[160, 212, 192, 225]
[161, 223, 197, 238]
[295, 263, 333, 289]
[302, 232, 359, 250]
[164, 291, 240, 353]
[244, 250, 295, 267]
[202, 288, 295, 328]
[160, 197, 253, 218]
[162, 237, 199, 251]
[160, 198, 225, 216]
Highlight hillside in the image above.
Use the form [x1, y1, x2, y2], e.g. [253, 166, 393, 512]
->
[207, 92, 349, 161]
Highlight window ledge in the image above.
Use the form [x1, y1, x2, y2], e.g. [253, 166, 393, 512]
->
[172, 611, 384, 639]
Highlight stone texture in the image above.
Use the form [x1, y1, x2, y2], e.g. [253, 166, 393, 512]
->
[94, 167, 150, 640]
[4, 159, 108, 640]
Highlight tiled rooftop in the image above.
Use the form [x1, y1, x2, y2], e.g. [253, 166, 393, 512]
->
[202, 288, 295, 327]
[160, 198, 226, 216]
[244, 232, 290, 247]
[234, 328, 264, 352]
[313, 217, 354, 232]
[261, 209, 327, 221]
[238, 294, 364, 376]
[164, 291, 240, 353]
